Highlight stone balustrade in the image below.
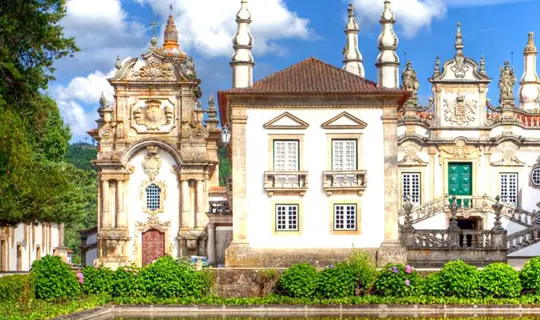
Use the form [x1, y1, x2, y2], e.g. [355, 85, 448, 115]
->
[322, 170, 367, 195]
[263, 171, 309, 196]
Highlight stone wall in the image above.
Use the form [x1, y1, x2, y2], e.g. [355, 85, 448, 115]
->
[407, 248, 507, 268]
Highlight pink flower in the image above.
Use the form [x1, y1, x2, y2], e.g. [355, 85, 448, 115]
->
[405, 279, 410, 286]
[77, 272, 84, 284]
[405, 265, 412, 274]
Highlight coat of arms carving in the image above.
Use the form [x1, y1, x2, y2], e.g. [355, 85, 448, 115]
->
[132, 60, 174, 79]
[133, 100, 174, 131]
[444, 94, 477, 125]
[143, 146, 161, 181]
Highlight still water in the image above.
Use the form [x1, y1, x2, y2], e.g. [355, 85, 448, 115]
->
[111, 317, 540, 320]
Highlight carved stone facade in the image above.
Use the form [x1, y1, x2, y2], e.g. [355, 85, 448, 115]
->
[88, 14, 222, 269]
[398, 23, 540, 258]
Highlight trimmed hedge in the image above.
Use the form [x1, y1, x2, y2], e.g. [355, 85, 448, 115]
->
[0, 274, 34, 303]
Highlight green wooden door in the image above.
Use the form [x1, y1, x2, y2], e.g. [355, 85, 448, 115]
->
[448, 162, 472, 207]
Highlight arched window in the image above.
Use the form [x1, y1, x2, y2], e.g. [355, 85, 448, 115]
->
[146, 184, 161, 211]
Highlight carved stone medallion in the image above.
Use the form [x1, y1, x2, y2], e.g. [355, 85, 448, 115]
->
[491, 142, 525, 166]
[451, 56, 469, 79]
[444, 94, 477, 125]
[439, 139, 474, 159]
[132, 60, 174, 79]
[143, 146, 161, 181]
[398, 144, 428, 166]
[133, 100, 174, 131]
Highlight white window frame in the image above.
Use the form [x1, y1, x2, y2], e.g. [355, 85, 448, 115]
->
[500, 173, 518, 206]
[275, 204, 299, 231]
[273, 140, 299, 171]
[333, 204, 357, 231]
[332, 139, 357, 171]
[532, 168, 540, 187]
[402, 172, 421, 206]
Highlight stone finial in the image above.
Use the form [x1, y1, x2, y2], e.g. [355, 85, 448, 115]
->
[402, 196, 415, 230]
[231, 0, 254, 88]
[433, 56, 440, 77]
[525, 32, 537, 54]
[401, 61, 419, 103]
[480, 55, 486, 75]
[448, 195, 460, 231]
[499, 60, 516, 107]
[455, 22, 464, 57]
[519, 32, 540, 111]
[99, 92, 108, 108]
[160, 7, 186, 59]
[342, 3, 365, 77]
[115, 55, 122, 70]
[376, 0, 400, 88]
[491, 195, 505, 232]
[206, 94, 219, 130]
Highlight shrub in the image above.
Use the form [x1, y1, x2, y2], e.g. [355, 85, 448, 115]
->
[317, 263, 356, 298]
[0, 274, 34, 303]
[520, 257, 540, 294]
[373, 264, 421, 297]
[277, 263, 319, 298]
[138, 256, 209, 298]
[82, 266, 114, 295]
[421, 272, 445, 297]
[345, 249, 377, 295]
[111, 265, 141, 298]
[31, 255, 80, 300]
[480, 263, 521, 298]
[438, 260, 480, 298]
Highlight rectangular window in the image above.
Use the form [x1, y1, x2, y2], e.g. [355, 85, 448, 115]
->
[334, 204, 357, 231]
[276, 204, 299, 231]
[332, 140, 357, 171]
[402, 172, 421, 206]
[500, 173, 518, 206]
[273, 140, 299, 171]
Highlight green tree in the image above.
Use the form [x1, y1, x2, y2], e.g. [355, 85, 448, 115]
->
[218, 147, 231, 186]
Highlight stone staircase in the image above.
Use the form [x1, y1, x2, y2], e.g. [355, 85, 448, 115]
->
[399, 195, 540, 254]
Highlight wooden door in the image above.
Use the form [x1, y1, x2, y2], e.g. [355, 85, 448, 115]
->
[142, 229, 165, 266]
[448, 162, 472, 207]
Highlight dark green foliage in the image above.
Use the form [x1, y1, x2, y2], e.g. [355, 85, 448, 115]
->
[81, 266, 114, 295]
[345, 249, 377, 294]
[437, 260, 480, 298]
[480, 263, 521, 298]
[0, 274, 34, 303]
[31, 255, 80, 300]
[277, 263, 319, 298]
[111, 265, 141, 298]
[66, 142, 97, 171]
[421, 272, 445, 297]
[317, 263, 356, 298]
[138, 256, 210, 299]
[520, 256, 540, 294]
[373, 264, 421, 297]
[218, 147, 231, 186]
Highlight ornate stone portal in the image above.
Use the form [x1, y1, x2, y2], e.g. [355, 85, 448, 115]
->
[89, 13, 222, 269]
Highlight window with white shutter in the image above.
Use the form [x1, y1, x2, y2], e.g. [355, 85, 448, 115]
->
[500, 173, 518, 206]
[334, 204, 357, 231]
[275, 204, 299, 231]
[273, 140, 299, 171]
[332, 140, 357, 171]
[401, 173, 421, 206]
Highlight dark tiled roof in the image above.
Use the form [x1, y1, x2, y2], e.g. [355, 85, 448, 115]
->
[220, 57, 406, 95]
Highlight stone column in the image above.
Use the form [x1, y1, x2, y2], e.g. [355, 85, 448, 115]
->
[207, 222, 216, 266]
[116, 180, 126, 229]
[59, 223, 65, 247]
[101, 180, 111, 229]
[181, 180, 192, 229]
[377, 106, 407, 267]
[195, 180, 206, 229]
[230, 107, 248, 244]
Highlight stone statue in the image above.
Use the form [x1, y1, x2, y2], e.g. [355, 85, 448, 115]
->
[499, 61, 516, 106]
[401, 61, 420, 101]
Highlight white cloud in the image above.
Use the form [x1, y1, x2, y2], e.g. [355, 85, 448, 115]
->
[352, 0, 446, 38]
[134, 0, 312, 57]
[50, 69, 115, 138]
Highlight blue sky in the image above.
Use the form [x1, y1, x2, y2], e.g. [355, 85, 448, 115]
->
[48, 0, 540, 141]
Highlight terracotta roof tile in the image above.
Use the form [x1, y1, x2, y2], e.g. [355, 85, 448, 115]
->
[220, 57, 407, 95]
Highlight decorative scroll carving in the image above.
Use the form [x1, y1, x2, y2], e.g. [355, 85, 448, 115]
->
[132, 60, 174, 79]
[143, 146, 162, 180]
[136, 215, 171, 232]
[444, 94, 477, 125]
[491, 142, 525, 166]
[439, 139, 474, 159]
[133, 100, 174, 131]
[451, 55, 469, 79]
[398, 144, 428, 166]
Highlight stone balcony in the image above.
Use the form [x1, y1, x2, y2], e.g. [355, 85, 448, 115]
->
[322, 170, 367, 195]
[263, 171, 309, 196]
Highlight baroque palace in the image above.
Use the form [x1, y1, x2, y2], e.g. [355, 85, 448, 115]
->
[83, 0, 540, 268]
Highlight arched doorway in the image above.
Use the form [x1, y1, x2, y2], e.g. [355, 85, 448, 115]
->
[142, 229, 165, 265]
